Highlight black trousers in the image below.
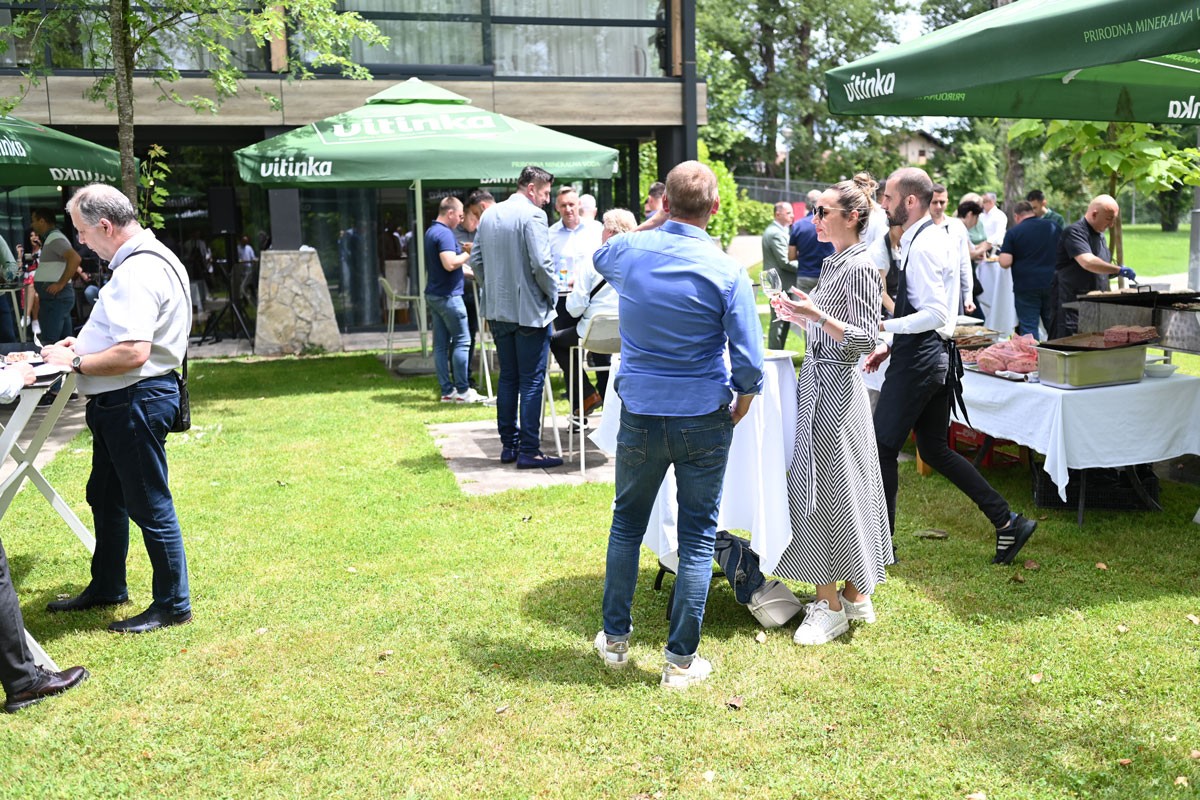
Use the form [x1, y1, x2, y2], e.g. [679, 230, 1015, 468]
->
[874, 351, 1010, 534]
[549, 324, 610, 408]
[0, 537, 38, 696]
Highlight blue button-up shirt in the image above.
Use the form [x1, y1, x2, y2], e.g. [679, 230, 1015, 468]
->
[593, 219, 764, 416]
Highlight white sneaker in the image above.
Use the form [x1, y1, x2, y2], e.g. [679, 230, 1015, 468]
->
[440, 390, 459, 403]
[455, 388, 486, 404]
[793, 599, 849, 645]
[839, 591, 876, 624]
[593, 631, 629, 670]
[660, 655, 713, 689]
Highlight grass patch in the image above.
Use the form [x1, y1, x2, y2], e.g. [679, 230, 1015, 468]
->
[1120, 224, 1192, 278]
[2, 352, 1199, 798]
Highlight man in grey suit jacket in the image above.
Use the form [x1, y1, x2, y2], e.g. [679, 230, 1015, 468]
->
[762, 201, 795, 350]
[469, 165, 563, 469]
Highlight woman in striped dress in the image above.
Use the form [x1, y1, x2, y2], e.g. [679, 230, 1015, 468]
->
[770, 173, 892, 646]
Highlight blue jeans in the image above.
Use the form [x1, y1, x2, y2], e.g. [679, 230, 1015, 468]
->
[36, 283, 75, 343]
[85, 375, 190, 614]
[1013, 287, 1054, 338]
[602, 407, 734, 664]
[427, 293, 470, 395]
[490, 321, 551, 455]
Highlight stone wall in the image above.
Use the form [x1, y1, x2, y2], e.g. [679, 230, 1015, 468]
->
[255, 250, 343, 355]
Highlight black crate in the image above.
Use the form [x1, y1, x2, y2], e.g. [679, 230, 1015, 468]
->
[1032, 462, 1161, 511]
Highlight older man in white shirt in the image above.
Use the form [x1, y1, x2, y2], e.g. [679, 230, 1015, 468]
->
[980, 192, 1008, 248]
[867, 168, 1036, 567]
[547, 187, 604, 414]
[41, 183, 193, 634]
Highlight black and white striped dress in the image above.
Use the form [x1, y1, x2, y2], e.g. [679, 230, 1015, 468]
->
[774, 241, 892, 593]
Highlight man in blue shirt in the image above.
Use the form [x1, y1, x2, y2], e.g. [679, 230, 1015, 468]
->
[425, 196, 482, 404]
[998, 200, 1060, 339]
[592, 161, 764, 690]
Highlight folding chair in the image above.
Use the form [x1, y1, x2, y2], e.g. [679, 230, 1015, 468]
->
[378, 276, 402, 368]
[567, 312, 621, 476]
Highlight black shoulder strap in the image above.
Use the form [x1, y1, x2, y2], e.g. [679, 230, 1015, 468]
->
[900, 219, 936, 273]
[128, 248, 190, 380]
[588, 277, 608, 300]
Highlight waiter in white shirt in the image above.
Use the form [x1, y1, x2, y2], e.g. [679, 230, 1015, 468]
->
[929, 184, 976, 315]
[865, 168, 1036, 566]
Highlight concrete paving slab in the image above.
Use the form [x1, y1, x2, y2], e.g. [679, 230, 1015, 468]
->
[429, 413, 615, 495]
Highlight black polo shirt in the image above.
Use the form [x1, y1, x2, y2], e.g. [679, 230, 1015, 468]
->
[1054, 217, 1109, 298]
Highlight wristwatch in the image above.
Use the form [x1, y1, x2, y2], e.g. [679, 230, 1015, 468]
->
[71, 355, 83, 374]
[815, 313, 829, 327]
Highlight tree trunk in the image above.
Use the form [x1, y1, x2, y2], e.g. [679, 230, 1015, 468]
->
[109, 0, 137, 204]
[1002, 124, 1025, 227]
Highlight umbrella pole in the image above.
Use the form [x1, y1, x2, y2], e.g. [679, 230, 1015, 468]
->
[414, 179, 429, 357]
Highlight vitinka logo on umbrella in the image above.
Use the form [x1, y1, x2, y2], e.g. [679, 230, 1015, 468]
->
[314, 111, 511, 144]
[0, 136, 27, 157]
[1167, 95, 1200, 120]
[258, 156, 334, 178]
[842, 69, 897, 103]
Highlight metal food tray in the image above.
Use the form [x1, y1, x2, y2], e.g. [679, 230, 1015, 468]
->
[1034, 344, 1147, 389]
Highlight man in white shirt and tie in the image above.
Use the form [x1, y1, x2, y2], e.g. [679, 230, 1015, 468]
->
[866, 168, 1035, 566]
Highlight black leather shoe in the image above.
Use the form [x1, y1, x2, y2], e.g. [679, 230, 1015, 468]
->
[517, 451, 564, 470]
[107, 606, 193, 634]
[500, 446, 518, 464]
[47, 589, 129, 613]
[4, 665, 89, 713]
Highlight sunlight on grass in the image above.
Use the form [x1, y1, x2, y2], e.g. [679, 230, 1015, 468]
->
[2, 353, 1198, 798]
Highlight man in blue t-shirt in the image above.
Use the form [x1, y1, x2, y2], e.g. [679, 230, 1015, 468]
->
[998, 200, 1060, 339]
[425, 196, 483, 403]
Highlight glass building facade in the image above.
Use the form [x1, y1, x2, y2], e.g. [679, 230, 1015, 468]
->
[0, 0, 687, 332]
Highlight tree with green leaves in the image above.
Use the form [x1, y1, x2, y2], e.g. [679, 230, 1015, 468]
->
[0, 1, 385, 203]
[697, 0, 903, 178]
[1009, 120, 1200, 262]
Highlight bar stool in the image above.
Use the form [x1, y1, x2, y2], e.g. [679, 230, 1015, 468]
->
[567, 312, 621, 476]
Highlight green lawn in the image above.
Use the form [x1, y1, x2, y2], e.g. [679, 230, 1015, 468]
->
[1114, 224, 1190, 279]
[3, 353, 1200, 798]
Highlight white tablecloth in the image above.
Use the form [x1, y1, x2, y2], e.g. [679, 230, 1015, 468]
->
[591, 354, 798, 573]
[976, 260, 1017, 336]
[960, 371, 1200, 500]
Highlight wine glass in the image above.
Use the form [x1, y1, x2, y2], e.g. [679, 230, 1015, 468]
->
[761, 268, 783, 299]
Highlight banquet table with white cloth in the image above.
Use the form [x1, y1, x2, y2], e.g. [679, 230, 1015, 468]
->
[976, 259, 1017, 335]
[590, 352, 798, 574]
[959, 370, 1200, 501]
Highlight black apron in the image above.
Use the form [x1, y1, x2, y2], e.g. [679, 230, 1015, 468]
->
[892, 220, 970, 425]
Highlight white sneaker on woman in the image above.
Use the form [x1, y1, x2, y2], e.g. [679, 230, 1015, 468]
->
[793, 599, 849, 645]
[839, 591, 876, 624]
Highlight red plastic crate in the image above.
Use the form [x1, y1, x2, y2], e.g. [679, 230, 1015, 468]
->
[948, 422, 1023, 468]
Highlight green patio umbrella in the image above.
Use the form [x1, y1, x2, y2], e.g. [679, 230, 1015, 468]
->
[826, 0, 1200, 123]
[234, 78, 619, 358]
[0, 115, 121, 188]
[234, 78, 619, 187]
